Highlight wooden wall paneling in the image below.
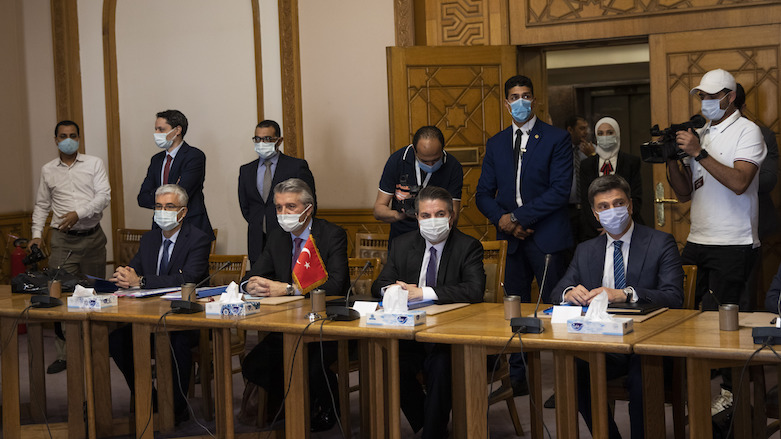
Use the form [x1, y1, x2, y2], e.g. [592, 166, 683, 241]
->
[316, 209, 389, 259]
[278, 0, 305, 158]
[251, 0, 265, 120]
[394, 0, 416, 47]
[424, 0, 508, 46]
[51, 0, 85, 152]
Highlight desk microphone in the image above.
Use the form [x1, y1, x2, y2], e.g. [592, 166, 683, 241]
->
[32, 250, 72, 308]
[170, 261, 231, 314]
[511, 254, 550, 334]
[326, 260, 371, 321]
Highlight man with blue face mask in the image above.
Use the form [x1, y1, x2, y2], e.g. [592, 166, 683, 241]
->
[238, 119, 316, 265]
[374, 125, 463, 246]
[554, 174, 684, 439]
[31, 120, 111, 374]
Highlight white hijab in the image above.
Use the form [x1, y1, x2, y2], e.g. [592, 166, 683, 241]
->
[594, 116, 620, 161]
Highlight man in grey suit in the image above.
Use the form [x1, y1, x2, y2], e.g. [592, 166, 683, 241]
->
[553, 174, 684, 438]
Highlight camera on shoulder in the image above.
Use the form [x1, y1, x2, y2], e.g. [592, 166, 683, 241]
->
[391, 174, 421, 218]
[641, 114, 706, 164]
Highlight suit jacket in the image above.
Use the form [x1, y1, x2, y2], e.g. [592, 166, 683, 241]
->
[241, 218, 348, 297]
[238, 154, 316, 264]
[128, 222, 211, 289]
[137, 141, 215, 241]
[475, 120, 573, 254]
[552, 223, 683, 308]
[758, 125, 779, 239]
[579, 151, 644, 241]
[370, 229, 486, 303]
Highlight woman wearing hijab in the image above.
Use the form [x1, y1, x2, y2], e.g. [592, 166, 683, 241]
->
[578, 116, 644, 241]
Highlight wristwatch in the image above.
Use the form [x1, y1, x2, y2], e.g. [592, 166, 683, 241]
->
[694, 149, 709, 162]
[139, 276, 146, 289]
[285, 284, 295, 296]
[623, 287, 635, 303]
[509, 213, 519, 224]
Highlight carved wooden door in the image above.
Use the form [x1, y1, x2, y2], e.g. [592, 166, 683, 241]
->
[386, 45, 520, 241]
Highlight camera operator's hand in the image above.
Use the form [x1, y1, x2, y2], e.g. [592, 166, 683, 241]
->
[58, 211, 80, 231]
[676, 128, 702, 157]
[29, 238, 42, 249]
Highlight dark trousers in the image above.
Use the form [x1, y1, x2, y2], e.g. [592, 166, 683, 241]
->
[577, 354, 640, 439]
[681, 242, 757, 311]
[108, 324, 199, 415]
[398, 340, 452, 439]
[241, 332, 339, 415]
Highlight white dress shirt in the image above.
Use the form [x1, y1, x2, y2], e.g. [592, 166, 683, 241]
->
[160, 143, 183, 184]
[417, 238, 447, 301]
[513, 116, 537, 206]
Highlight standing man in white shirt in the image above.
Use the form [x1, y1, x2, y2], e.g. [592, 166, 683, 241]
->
[31, 120, 111, 374]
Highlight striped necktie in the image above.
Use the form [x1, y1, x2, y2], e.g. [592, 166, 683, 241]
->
[613, 240, 626, 289]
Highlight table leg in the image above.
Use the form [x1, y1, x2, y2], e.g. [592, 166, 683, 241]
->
[133, 324, 154, 439]
[641, 355, 665, 438]
[686, 357, 713, 438]
[154, 331, 175, 432]
[1, 316, 21, 438]
[527, 351, 544, 439]
[385, 339, 400, 439]
[91, 322, 114, 436]
[359, 339, 372, 439]
[553, 350, 578, 438]
[27, 322, 46, 422]
[751, 365, 766, 439]
[587, 352, 608, 438]
[366, 339, 385, 439]
[337, 339, 352, 439]
[213, 327, 235, 438]
[283, 332, 310, 438]
[451, 344, 487, 439]
[82, 320, 97, 439]
[64, 320, 86, 438]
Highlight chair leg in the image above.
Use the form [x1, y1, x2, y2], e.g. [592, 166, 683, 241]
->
[504, 395, 524, 436]
[199, 329, 213, 421]
[257, 385, 268, 428]
[337, 340, 351, 439]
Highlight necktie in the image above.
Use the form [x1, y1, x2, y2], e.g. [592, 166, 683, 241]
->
[158, 239, 172, 275]
[292, 237, 304, 272]
[601, 160, 613, 176]
[613, 240, 626, 289]
[261, 160, 272, 202]
[426, 247, 438, 287]
[163, 155, 173, 184]
[513, 130, 523, 173]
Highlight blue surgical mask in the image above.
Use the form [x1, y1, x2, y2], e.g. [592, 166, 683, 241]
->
[58, 138, 79, 155]
[701, 95, 728, 121]
[509, 98, 532, 122]
[596, 205, 630, 235]
[417, 158, 443, 174]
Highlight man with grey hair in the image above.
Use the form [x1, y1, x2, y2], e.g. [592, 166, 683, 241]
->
[240, 178, 348, 432]
[108, 184, 210, 425]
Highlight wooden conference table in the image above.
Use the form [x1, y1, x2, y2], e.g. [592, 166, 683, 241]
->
[416, 304, 700, 439]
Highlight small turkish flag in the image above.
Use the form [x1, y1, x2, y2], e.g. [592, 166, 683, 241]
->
[292, 235, 329, 294]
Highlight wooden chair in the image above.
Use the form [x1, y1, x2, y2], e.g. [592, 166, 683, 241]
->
[115, 228, 148, 267]
[190, 254, 248, 420]
[354, 233, 388, 267]
[481, 240, 524, 436]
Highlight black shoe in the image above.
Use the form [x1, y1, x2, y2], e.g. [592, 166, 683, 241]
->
[174, 407, 190, 426]
[543, 393, 555, 409]
[511, 379, 529, 397]
[310, 408, 337, 433]
[47, 359, 66, 374]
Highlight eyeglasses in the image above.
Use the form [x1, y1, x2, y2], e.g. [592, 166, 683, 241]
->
[252, 136, 279, 143]
[154, 204, 182, 211]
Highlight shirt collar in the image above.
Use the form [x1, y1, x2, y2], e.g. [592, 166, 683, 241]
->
[605, 221, 635, 247]
[424, 235, 448, 254]
[707, 110, 741, 135]
[290, 218, 313, 242]
[167, 143, 183, 159]
[264, 152, 281, 165]
[161, 227, 182, 245]
[57, 152, 83, 167]
[512, 115, 537, 135]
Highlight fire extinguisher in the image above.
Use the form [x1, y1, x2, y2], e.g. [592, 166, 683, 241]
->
[11, 238, 27, 277]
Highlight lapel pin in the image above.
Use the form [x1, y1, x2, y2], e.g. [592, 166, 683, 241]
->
[534, 134, 540, 139]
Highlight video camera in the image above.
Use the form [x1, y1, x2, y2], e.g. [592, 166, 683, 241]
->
[23, 244, 46, 266]
[640, 114, 706, 163]
[391, 174, 421, 218]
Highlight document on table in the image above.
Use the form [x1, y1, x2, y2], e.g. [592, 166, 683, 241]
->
[115, 287, 180, 298]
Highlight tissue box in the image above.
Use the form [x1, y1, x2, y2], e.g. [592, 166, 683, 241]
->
[205, 300, 262, 316]
[566, 317, 633, 335]
[67, 295, 118, 309]
[366, 310, 426, 327]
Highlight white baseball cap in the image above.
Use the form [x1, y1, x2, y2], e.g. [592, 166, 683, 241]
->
[690, 69, 736, 95]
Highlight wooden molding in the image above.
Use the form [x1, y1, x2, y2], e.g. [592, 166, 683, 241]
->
[251, 0, 264, 121]
[394, 0, 416, 47]
[278, 0, 304, 158]
[51, 0, 86, 152]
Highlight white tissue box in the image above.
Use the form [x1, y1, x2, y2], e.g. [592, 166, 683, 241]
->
[566, 317, 633, 335]
[67, 295, 118, 309]
[366, 310, 426, 327]
[205, 300, 262, 316]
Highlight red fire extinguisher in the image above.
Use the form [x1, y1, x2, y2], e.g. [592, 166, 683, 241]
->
[11, 239, 27, 277]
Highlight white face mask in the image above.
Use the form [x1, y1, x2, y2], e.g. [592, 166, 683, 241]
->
[254, 142, 278, 160]
[154, 129, 176, 149]
[277, 204, 312, 233]
[596, 205, 630, 235]
[418, 217, 451, 244]
[154, 208, 183, 231]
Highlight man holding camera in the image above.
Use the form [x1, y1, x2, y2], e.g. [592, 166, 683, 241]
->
[667, 69, 766, 413]
[373, 126, 463, 246]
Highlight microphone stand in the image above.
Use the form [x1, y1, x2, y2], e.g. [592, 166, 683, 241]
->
[32, 250, 72, 308]
[511, 254, 551, 334]
[171, 261, 231, 314]
[327, 260, 371, 321]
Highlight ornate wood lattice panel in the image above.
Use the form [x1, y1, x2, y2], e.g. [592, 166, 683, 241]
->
[425, 0, 508, 46]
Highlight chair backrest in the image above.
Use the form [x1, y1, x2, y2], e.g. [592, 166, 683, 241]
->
[348, 257, 382, 296]
[208, 254, 249, 287]
[355, 233, 388, 266]
[682, 264, 697, 310]
[481, 240, 508, 303]
[210, 229, 218, 254]
[115, 228, 149, 267]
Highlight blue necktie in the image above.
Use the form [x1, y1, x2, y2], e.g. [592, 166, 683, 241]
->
[613, 240, 626, 289]
[426, 247, 437, 287]
[159, 239, 172, 275]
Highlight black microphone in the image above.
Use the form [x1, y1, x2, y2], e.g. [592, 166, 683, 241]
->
[326, 261, 372, 321]
[32, 250, 73, 308]
[511, 254, 550, 334]
[170, 261, 231, 314]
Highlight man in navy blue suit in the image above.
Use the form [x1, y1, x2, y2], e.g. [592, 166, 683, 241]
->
[554, 175, 683, 438]
[238, 119, 316, 265]
[476, 75, 573, 393]
[138, 109, 215, 242]
[110, 184, 211, 425]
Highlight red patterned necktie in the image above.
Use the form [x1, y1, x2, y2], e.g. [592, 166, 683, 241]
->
[163, 154, 173, 183]
[601, 161, 613, 176]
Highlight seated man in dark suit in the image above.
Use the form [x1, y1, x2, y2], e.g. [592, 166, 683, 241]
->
[108, 184, 210, 425]
[371, 185, 486, 439]
[240, 178, 348, 432]
[553, 175, 683, 438]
